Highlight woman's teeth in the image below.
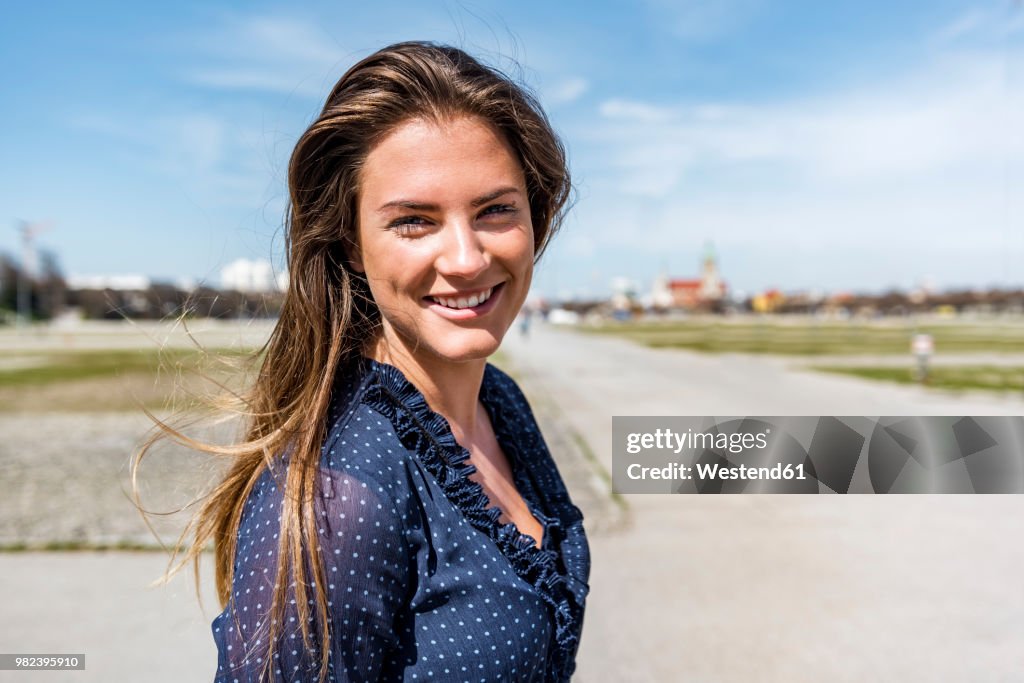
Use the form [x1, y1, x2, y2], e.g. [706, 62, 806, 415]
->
[431, 287, 494, 310]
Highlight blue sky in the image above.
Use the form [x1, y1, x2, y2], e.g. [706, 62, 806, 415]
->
[1, 0, 1022, 299]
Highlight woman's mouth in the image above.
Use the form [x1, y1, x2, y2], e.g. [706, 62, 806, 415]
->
[424, 283, 505, 318]
[429, 286, 495, 309]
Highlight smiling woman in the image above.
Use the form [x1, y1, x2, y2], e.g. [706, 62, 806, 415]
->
[137, 41, 589, 683]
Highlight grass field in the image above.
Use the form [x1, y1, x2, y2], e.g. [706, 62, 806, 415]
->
[0, 347, 257, 412]
[581, 319, 1024, 355]
[813, 365, 1024, 393]
[2, 320, 1022, 408]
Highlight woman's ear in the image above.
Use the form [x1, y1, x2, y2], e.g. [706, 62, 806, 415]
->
[348, 245, 365, 273]
[344, 233, 365, 273]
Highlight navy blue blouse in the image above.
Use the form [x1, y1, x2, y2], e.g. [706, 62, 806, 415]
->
[212, 359, 590, 682]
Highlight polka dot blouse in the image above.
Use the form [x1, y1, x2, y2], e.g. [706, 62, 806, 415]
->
[212, 359, 590, 682]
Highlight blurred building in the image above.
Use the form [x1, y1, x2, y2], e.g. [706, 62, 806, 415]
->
[65, 274, 152, 318]
[651, 243, 728, 312]
[67, 274, 151, 290]
[62, 268, 285, 320]
[751, 289, 785, 313]
[220, 258, 284, 294]
[609, 276, 640, 315]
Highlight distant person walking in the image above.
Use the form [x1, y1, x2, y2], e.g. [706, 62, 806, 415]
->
[519, 305, 533, 338]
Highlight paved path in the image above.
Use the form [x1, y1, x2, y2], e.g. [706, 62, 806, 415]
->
[499, 324, 1024, 682]
[0, 552, 219, 682]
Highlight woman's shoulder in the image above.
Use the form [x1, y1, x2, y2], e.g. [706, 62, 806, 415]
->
[237, 400, 418, 530]
[236, 363, 420, 531]
[235, 396, 421, 564]
[321, 401, 417, 489]
[322, 359, 418, 471]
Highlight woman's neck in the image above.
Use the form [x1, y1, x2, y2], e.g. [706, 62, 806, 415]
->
[366, 333, 488, 441]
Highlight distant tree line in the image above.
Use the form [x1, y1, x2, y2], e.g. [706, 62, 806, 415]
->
[0, 252, 284, 323]
[763, 289, 1024, 316]
[65, 286, 285, 320]
[554, 287, 1024, 319]
[0, 251, 67, 322]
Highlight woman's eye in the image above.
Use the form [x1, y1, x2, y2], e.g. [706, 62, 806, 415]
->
[480, 204, 517, 218]
[388, 216, 430, 235]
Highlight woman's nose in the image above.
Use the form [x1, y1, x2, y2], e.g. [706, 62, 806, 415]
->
[435, 219, 488, 280]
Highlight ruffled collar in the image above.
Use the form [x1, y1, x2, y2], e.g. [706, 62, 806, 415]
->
[357, 357, 582, 682]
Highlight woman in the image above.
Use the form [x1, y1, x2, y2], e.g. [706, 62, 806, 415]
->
[161, 42, 589, 682]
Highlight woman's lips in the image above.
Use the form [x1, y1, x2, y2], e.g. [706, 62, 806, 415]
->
[424, 282, 505, 319]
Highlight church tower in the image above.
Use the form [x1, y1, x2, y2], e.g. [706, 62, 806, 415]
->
[699, 242, 725, 300]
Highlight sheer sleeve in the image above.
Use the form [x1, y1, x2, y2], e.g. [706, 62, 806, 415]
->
[212, 460, 414, 682]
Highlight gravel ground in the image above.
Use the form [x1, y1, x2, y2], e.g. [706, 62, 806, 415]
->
[0, 412, 233, 549]
[0, 326, 617, 548]
[0, 403, 613, 550]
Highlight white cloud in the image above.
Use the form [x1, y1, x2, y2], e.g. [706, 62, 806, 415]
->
[588, 48, 1024, 196]
[172, 115, 226, 172]
[577, 182, 1011, 251]
[640, 0, 763, 42]
[179, 14, 349, 97]
[932, 4, 1024, 44]
[599, 99, 676, 124]
[215, 15, 346, 65]
[545, 77, 589, 105]
[553, 45, 1024, 291]
[933, 9, 991, 43]
[70, 111, 274, 209]
[183, 68, 327, 97]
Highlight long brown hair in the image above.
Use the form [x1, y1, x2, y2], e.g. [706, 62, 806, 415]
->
[136, 41, 571, 681]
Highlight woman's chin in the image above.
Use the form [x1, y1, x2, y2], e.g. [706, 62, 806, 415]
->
[431, 333, 505, 364]
[379, 318, 511, 366]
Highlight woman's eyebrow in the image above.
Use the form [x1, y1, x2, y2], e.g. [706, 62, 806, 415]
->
[377, 186, 521, 213]
[377, 199, 437, 213]
[470, 186, 520, 207]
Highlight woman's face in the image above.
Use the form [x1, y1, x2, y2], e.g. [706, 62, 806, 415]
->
[354, 116, 534, 365]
